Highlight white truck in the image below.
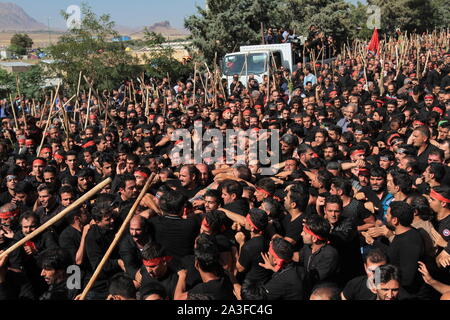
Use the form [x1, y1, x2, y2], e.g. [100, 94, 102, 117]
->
[221, 42, 300, 94]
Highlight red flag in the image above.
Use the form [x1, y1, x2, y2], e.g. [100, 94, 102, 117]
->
[367, 28, 380, 55]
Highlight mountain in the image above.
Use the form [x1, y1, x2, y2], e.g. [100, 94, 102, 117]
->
[117, 21, 189, 37]
[0, 2, 48, 31]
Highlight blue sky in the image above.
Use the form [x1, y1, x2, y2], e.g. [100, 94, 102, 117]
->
[6, 0, 206, 30]
[7, 0, 365, 30]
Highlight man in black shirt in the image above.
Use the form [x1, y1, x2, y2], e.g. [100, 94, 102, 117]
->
[235, 208, 272, 284]
[220, 180, 249, 216]
[84, 203, 125, 300]
[38, 248, 79, 300]
[377, 201, 426, 297]
[119, 215, 152, 278]
[59, 208, 90, 266]
[179, 165, 203, 199]
[300, 214, 339, 293]
[149, 190, 200, 262]
[260, 238, 306, 300]
[115, 174, 139, 218]
[410, 126, 440, 173]
[174, 234, 236, 300]
[35, 184, 60, 227]
[428, 186, 450, 268]
[324, 195, 364, 285]
[342, 248, 388, 300]
[0, 174, 17, 206]
[136, 242, 178, 300]
[280, 183, 309, 251]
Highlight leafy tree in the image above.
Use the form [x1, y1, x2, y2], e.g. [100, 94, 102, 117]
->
[0, 69, 14, 97]
[185, 0, 283, 65]
[46, 3, 142, 93]
[430, 0, 450, 30]
[9, 33, 33, 56]
[368, 0, 435, 33]
[142, 30, 192, 81]
[348, 2, 374, 40]
[283, 0, 354, 47]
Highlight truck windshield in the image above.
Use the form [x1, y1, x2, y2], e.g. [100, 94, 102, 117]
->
[223, 53, 268, 76]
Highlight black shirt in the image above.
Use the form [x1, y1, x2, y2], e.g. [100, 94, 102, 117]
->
[188, 276, 236, 300]
[342, 275, 413, 300]
[263, 263, 306, 300]
[299, 244, 339, 290]
[417, 143, 440, 173]
[238, 236, 272, 283]
[223, 198, 249, 216]
[329, 217, 364, 284]
[149, 215, 201, 261]
[119, 233, 146, 278]
[84, 224, 121, 293]
[436, 214, 450, 254]
[342, 198, 372, 226]
[377, 228, 425, 294]
[280, 213, 304, 251]
[59, 225, 81, 265]
[139, 264, 179, 300]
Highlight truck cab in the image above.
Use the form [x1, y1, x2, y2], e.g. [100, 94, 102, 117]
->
[221, 43, 298, 94]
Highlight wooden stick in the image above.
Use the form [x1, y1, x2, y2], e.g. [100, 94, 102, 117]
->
[79, 173, 156, 300]
[73, 71, 82, 121]
[0, 177, 112, 260]
[192, 62, 197, 104]
[84, 87, 92, 130]
[37, 83, 60, 156]
[9, 94, 19, 131]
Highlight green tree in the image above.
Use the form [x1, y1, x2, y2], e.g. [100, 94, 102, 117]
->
[348, 2, 374, 40]
[9, 33, 33, 56]
[368, 0, 435, 33]
[430, 0, 450, 30]
[184, 0, 283, 65]
[142, 30, 192, 80]
[46, 3, 142, 93]
[283, 0, 354, 47]
[0, 69, 14, 97]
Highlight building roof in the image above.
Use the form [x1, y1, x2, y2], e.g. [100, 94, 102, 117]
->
[0, 62, 33, 67]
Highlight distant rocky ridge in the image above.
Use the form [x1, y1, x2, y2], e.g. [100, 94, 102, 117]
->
[0, 2, 48, 31]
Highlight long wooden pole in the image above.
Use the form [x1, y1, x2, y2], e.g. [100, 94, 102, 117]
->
[73, 71, 82, 121]
[0, 178, 112, 260]
[8, 94, 19, 131]
[84, 87, 92, 130]
[37, 83, 60, 156]
[79, 173, 156, 300]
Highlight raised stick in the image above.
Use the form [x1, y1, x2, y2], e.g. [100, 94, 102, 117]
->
[37, 83, 60, 156]
[8, 94, 19, 131]
[78, 173, 156, 300]
[0, 178, 112, 260]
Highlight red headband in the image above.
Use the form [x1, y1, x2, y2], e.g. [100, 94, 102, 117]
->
[432, 107, 443, 115]
[53, 153, 65, 160]
[269, 242, 289, 272]
[243, 110, 251, 115]
[303, 224, 329, 243]
[18, 139, 25, 144]
[246, 214, 259, 231]
[26, 140, 34, 146]
[202, 218, 226, 233]
[134, 171, 149, 179]
[387, 134, 400, 146]
[414, 121, 425, 126]
[256, 187, 281, 201]
[351, 150, 365, 157]
[424, 95, 434, 100]
[33, 159, 46, 166]
[82, 141, 95, 148]
[0, 209, 19, 219]
[142, 256, 172, 267]
[40, 147, 52, 154]
[430, 189, 450, 203]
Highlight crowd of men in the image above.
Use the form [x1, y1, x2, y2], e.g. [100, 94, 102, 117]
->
[0, 31, 449, 301]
